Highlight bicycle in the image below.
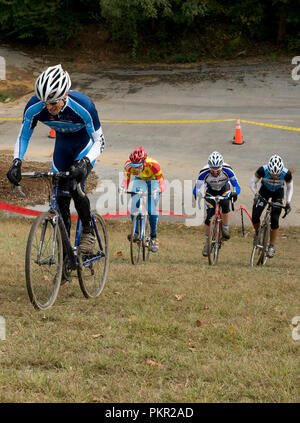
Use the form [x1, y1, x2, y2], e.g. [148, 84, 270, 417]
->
[123, 189, 158, 265]
[250, 195, 288, 266]
[15, 171, 109, 310]
[205, 194, 235, 266]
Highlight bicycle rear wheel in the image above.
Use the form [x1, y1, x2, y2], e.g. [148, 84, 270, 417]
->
[78, 214, 109, 298]
[142, 215, 151, 262]
[208, 215, 220, 265]
[25, 212, 63, 310]
[130, 214, 142, 265]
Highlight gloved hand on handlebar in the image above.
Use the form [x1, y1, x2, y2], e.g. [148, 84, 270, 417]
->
[230, 191, 238, 202]
[70, 157, 92, 182]
[7, 158, 22, 185]
[254, 193, 260, 205]
[119, 185, 126, 194]
[285, 203, 291, 215]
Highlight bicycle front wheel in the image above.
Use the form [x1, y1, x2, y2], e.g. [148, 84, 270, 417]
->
[250, 224, 269, 266]
[25, 212, 63, 310]
[208, 215, 220, 265]
[78, 214, 109, 298]
[130, 214, 142, 265]
[142, 215, 151, 262]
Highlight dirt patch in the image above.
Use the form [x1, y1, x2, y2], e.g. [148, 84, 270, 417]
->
[0, 151, 98, 207]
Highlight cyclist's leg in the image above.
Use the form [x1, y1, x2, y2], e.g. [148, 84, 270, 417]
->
[268, 188, 284, 257]
[148, 180, 160, 252]
[203, 195, 215, 256]
[220, 184, 231, 239]
[252, 186, 269, 238]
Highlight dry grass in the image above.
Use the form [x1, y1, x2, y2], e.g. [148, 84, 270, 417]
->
[0, 217, 299, 403]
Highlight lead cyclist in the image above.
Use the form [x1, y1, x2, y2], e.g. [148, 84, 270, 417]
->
[6, 65, 106, 283]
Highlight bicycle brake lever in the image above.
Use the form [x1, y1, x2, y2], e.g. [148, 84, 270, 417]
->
[11, 184, 26, 198]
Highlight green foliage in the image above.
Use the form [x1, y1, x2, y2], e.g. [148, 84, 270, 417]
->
[0, 0, 98, 46]
[0, 0, 300, 57]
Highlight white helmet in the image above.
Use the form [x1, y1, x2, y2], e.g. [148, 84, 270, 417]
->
[208, 151, 224, 168]
[35, 64, 71, 103]
[267, 154, 284, 175]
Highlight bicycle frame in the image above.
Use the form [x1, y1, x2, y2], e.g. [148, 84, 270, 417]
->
[205, 194, 234, 265]
[251, 195, 287, 266]
[22, 172, 104, 271]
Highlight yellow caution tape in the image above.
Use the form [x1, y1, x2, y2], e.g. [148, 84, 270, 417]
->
[1, 117, 300, 131]
[241, 120, 300, 132]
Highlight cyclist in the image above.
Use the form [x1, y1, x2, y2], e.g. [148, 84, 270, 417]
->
[6, 64, 106, 257]
[193, 151, 240, 257]
[120, 147, 166, 253]
[250, 154, 293, 258]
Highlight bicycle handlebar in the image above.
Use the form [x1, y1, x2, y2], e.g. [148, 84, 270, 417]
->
[255, 194, 289, 219]
[11, 171, 85, 198]
[204, 194, 235, 211]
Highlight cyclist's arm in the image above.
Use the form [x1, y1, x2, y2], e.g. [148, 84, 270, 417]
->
[193, 178, 205, 199]
[223, 167, 241, 195]
[77, 100, 105, 163]
[14, 97, 43, 161]
[250, 174, 260, 195]
[121, 161, 132, 189]
[286, 180, 293, 203]
[85, 127, 106, 163]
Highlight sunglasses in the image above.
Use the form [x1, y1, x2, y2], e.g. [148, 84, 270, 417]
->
[45, 100, 60, 105]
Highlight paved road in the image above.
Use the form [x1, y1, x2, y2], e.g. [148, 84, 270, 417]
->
[0, 47, 299, 226]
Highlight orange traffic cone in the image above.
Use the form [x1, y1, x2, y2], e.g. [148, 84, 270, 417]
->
[48, 129, 56, 139]
[232, 117, 244, 145]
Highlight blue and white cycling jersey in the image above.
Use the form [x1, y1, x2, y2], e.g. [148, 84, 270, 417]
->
[193, 163, 241, 197]
[13, 90, 105, 170]
[256, 165, 292, 191]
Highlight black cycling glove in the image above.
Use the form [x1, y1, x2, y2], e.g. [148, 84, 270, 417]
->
[70, 157, 92, 182]
[230, 192, 238, 202]
[7, 158, 22, 185]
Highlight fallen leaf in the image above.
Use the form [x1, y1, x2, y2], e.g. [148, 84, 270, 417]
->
[113, 251, 123, 257]
[184, 378, 190, 388]
[188, 346, 197, 352]
[114, 291, 121, 295]
[233, 344, 239, 348]
[175, 294, 185, 301]
[147, 359, 162, 368]
[92, 334, 103, 339]
[196, 320, 201, 327]
[129, 315, 136, 321]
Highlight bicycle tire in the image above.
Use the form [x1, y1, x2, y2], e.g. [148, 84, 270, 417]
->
[78, 214, 109, 298]
[130, 214, 142, 265]
[260, 222, 270, 266]
[142, 214, 151, 262]
[25, 212, 63, 310]
[250, 227, 264, 266]
[208, 215, 220, 265]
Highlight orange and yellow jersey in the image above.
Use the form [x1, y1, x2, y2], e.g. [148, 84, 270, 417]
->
[122, 157, 166, 192]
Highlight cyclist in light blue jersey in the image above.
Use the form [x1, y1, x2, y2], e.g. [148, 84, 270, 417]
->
[7, 64, 106, 257]
[250, 154, 293, 258]
[193, 151, 240, 257]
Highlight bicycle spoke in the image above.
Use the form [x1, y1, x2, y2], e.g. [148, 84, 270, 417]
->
[25, 213, 62, 310]
[130, 214, 142, 265]
[78, 214, 109, 298]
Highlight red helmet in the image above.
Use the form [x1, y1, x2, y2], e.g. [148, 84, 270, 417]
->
[129, 147, 147, 166]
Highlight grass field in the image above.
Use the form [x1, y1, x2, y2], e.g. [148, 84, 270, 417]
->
[0, 217, 299, 403]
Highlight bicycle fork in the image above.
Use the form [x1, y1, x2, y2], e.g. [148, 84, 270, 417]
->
[35, 215, 59, 266]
